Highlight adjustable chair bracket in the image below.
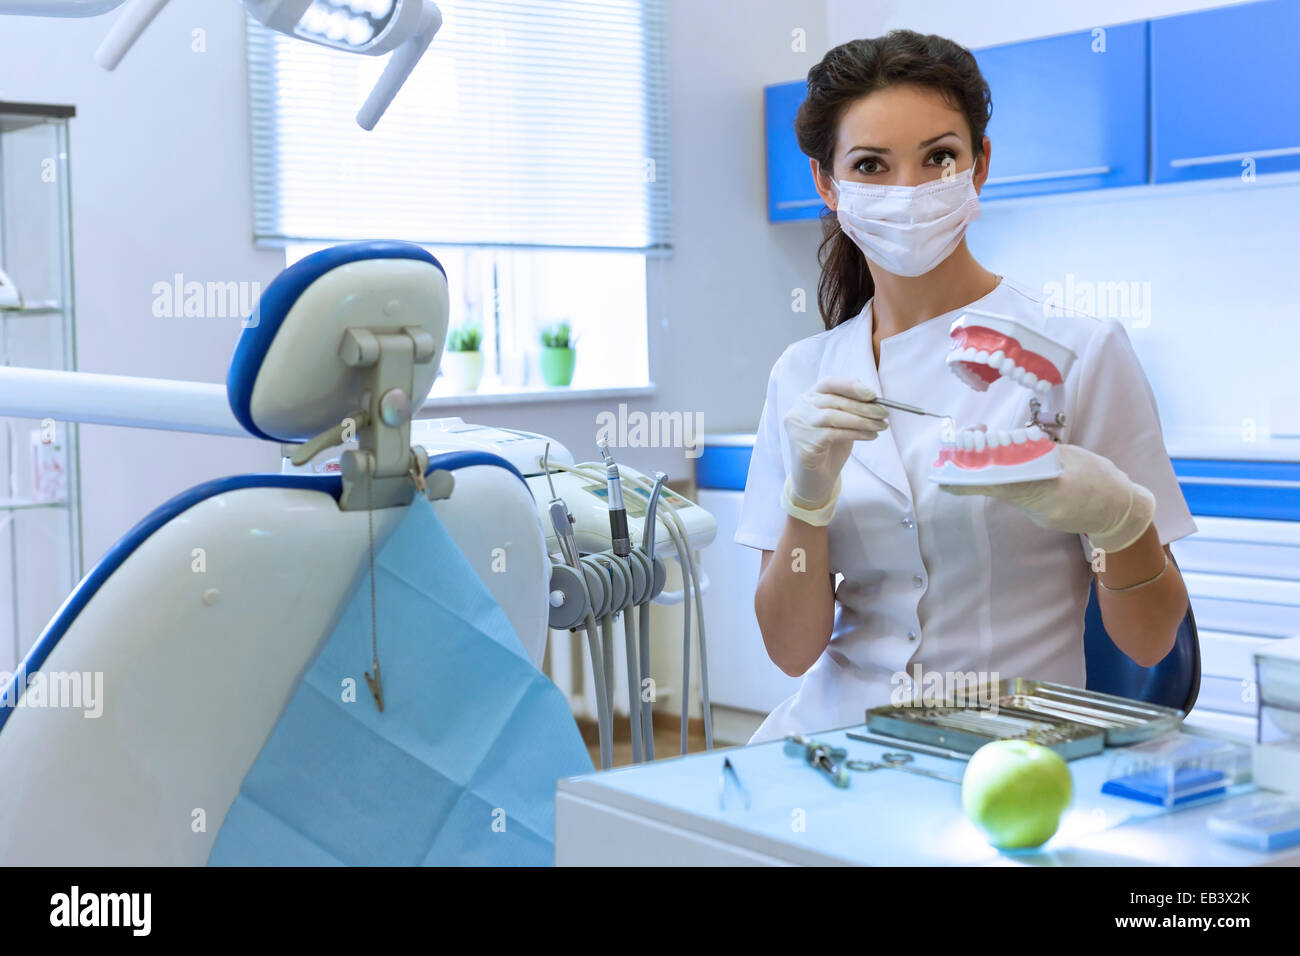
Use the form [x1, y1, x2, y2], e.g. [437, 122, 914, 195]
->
[335, 325, 437, 512]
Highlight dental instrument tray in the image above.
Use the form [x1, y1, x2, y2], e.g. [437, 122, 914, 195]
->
[980, 678, 1184, 746]
[864, 704, 1106, 761]
[865, 680, 1183, 760]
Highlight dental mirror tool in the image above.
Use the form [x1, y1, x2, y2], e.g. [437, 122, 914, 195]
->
[872, 396, 950, 420]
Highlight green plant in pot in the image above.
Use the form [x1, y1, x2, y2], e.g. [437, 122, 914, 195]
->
[442, 322, 484, 392]
[539, 321, 576, 387]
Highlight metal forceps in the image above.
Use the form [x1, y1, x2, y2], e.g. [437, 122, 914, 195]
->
[846, 751, 963, 784]
[783, 735, 850, 788]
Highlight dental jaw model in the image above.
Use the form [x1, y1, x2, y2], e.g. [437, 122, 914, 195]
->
[945, 310, 1075, 395]
[932, 310, 1077, 485]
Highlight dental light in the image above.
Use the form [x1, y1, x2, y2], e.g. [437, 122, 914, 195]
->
[0, 0, 441, 130]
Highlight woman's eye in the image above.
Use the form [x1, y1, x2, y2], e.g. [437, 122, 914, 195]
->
[928, 149, 957, 167]
[854, 157, 883, 174]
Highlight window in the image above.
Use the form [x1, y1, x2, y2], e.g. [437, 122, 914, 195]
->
[250, 1, 669, 397]
[288, 242, 649, 395]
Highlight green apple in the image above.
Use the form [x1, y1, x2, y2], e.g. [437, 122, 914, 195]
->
[962, 739, 1073, 849]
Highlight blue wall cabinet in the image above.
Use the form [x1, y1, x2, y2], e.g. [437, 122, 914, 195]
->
[764, 80, 824, 222]
[1151, 0, 1300, 184]
[972, 22, 1149, 200]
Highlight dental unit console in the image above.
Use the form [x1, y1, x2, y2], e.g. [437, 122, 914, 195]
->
[0, 0, 442, 130]
[291, 415, 720, 768]
[932, 308, 1078, 486]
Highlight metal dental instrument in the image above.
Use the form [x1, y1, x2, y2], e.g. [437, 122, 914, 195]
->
[784, 734, 847, 761]
[719, 756, 751, 811]
[783, 735, 850, 788]
[846, 731, 970, 762]
[846, 751, 963, 784]
[599, 442, 642, 763]
[1025, 397, 1066, 441]
[600, 441, 631, 557]
[873, 396, 950, 419]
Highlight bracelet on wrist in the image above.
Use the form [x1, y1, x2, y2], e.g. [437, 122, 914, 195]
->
[1097, 553, 1169, 593]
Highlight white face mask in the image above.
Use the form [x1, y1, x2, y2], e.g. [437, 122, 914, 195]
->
[834, 167, 981, 277]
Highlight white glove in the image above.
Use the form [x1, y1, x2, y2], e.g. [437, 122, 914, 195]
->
[783, 377, 890, 513]
[941, 443, 1155, 553]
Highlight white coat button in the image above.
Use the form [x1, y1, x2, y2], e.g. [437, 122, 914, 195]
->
[901, 516, 914, 528]
[907, 630, 918, 641]
[912, 575, 924, 588]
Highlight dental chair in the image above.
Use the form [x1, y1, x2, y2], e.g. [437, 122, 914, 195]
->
[0, 240, 591, 866]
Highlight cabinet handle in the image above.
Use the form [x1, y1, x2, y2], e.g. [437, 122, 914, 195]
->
[775, 198, 825, 210]
[1176, 475, 1300, 490]
[984, 165, 1111, 186]
[1170, 146, 1300, 168]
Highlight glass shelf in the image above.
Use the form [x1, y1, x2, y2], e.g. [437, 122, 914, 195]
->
[0, 498, 71, 511]
[1, 302, 63, 316]
[0, 101, 81, 675]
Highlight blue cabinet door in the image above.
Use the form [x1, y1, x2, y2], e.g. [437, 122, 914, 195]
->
[764, 80, 824, 222]
[973, 22, 1149, 200]
[1151, 0, 1300, 184]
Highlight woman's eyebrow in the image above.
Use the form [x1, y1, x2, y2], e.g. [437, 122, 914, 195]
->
[918, 130, 960, 148]
[846, 131, 960, 155]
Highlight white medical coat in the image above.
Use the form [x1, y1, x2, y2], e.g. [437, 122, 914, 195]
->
[735, 278, 1197, 744]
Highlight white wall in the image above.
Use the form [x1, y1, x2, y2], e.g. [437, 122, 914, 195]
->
[648, 0, 828, 437]
[0, 0, 283, 588]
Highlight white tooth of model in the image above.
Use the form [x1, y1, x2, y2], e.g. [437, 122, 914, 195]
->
[997, 430, 1012, 446]
[1011, 428, 1028, 444]
[1000, 357, 1017, 375]
[971, 430, 986, 452]
[1027, 424, 1046, 440]
[975, 350, 990, 364]
[989, 349, 1004, 365]
[1035, 379, 1051, 395]
[1022, 371, 1038, 389]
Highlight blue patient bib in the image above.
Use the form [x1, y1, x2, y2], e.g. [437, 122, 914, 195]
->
[208, 493, 593, 866]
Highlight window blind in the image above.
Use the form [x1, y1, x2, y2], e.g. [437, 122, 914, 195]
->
[246, 0, 671, 251]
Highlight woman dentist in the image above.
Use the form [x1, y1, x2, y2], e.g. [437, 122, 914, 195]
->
[736, 31, 1196, 743]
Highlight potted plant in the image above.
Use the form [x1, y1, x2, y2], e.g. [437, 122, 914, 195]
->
[539, 321, 576, 387]
[442, 322, 484, 392]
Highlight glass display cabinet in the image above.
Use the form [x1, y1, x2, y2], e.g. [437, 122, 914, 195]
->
[0, 102, 81, 675]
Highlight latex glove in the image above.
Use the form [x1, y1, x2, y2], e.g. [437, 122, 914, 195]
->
[941, 443, 1155, 553]
[784, 377, 890, 510]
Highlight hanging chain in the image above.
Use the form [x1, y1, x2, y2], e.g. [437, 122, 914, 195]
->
[363, 462, 384, 713]
[362, 452, 426, 714]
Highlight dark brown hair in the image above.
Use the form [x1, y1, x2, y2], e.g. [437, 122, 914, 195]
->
[796, 31, 992, 330]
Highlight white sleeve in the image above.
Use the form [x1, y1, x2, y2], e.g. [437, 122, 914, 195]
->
[1066, 317, 1198, 554]
[734, 356, 790, 552]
